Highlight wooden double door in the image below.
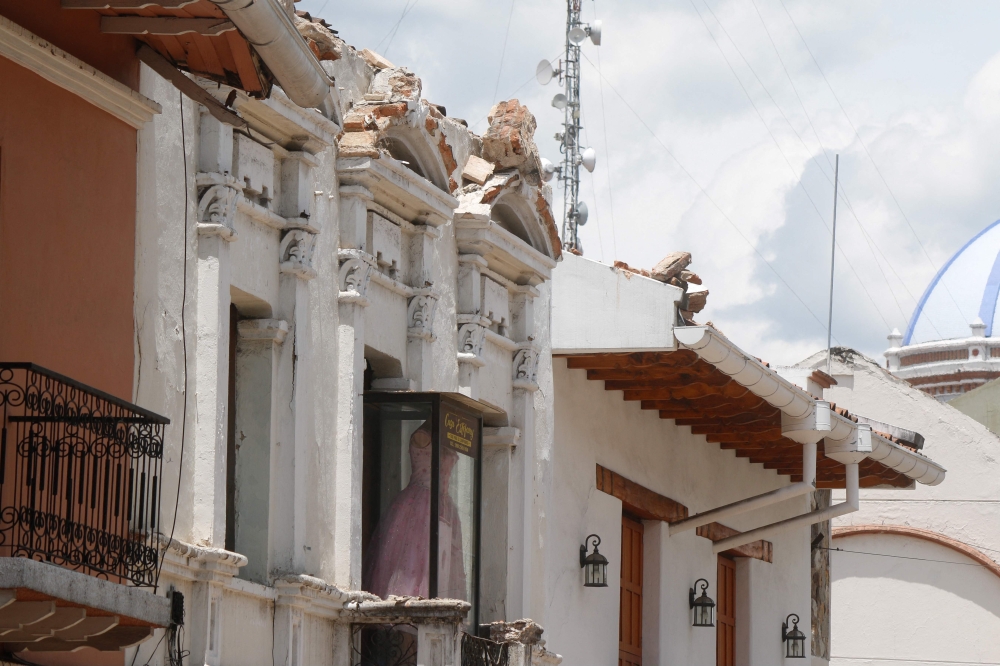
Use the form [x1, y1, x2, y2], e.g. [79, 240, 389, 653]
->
[619, 515, 643, 666]
[617, 518, 737, 666]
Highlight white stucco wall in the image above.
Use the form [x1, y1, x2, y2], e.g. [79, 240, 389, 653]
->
[796, 350, 1000, 666]
[830, 534, 1000, 666]
[547, 360, 814, 666]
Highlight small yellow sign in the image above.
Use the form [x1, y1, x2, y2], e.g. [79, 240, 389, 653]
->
[442, 407, 478, 457]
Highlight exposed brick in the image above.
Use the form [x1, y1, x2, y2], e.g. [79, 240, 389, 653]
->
[437, 133, 458, 180]
[374, 102, 408, 119]
[651, 251, 692, 282]
[482, 99, 539, 171]
[425, 115, 438, 134]
[534, 190, 562, 259]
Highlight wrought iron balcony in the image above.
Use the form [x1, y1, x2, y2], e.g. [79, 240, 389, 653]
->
[0, 363, 167, 588]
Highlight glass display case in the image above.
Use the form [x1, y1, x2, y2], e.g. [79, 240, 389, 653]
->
[361, 392, 487, 627]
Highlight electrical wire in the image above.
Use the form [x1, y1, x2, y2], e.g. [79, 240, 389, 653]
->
[691, 0, 894, 333]
[776, 0, 967, 326]
[155, 91, 191, 591]
[579, 52, 838, 341]
[746, 0, 946, 340]
[470, 50, 565, 131]
[491, 0, 516, 108]
[822, 545, 999, 570]
[591, 0, 618, 259]
[377, 0, 419, 57]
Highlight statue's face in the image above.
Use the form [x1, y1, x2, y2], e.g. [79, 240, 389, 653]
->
[411, 427, 431, 449]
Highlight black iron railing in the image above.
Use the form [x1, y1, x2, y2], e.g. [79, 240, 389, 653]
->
[462, 633, 510, 666]
[0, 363, 167, 587]
[351, 624, 418, 666]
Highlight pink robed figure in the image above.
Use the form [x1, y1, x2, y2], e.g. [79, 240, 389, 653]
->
[363, 422, 468, 600]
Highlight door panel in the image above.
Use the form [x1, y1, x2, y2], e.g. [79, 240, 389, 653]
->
[619, 515, 643, 666]
[717, 555, 736, 666]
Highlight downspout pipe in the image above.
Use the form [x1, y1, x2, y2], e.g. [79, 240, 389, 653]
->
[711, 424, 872, 554]
[210, 0, 333, 111]
[669, 402, 833, 536]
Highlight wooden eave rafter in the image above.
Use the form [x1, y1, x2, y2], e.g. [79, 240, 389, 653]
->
[62, 0, 271, 96]
[562, 351, 911, 489]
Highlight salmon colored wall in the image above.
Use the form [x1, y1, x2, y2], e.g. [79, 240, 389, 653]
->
[0, 0, 139, 89]
[0, 58, 137, 400]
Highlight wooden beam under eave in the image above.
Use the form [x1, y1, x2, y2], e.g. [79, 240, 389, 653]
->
[587, 366, 725, 383]
[695, 523, 773, 563]
[596, 464, 688, 523]
[101, 16, 235, 36]
[63, 0, 199, 7]
[690, 424, 780, 436]
[564, 350, 698, 370]
[675, 413, 780, 428]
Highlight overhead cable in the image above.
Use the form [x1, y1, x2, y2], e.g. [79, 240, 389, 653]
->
[579, 52, 838, 341]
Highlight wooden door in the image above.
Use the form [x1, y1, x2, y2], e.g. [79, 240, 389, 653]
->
[619, 515, 643, 666]
[717, 555, 736, 666]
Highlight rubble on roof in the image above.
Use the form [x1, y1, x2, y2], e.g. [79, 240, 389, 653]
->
[294, 13, 343, 62]
[360, 48, 395, 71]
[651, 251, 691, 282]
[483, 99, 542, 184]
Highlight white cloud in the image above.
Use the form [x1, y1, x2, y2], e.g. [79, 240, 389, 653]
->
[302, 0, 1000, 363]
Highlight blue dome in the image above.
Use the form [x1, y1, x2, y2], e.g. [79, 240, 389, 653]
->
[905, 219, 1000, 345]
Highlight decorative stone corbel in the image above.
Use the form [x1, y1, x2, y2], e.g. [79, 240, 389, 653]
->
[512, 346, 540, 391]
[279, 230, 317, 279]
[457, 323, 487, 368]
[407, 290, 439, 342]
[196, 172, 241, 240]
[338, 249, 375, 306]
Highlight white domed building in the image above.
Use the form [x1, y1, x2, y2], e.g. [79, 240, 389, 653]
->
[886, 219, 1000, 400]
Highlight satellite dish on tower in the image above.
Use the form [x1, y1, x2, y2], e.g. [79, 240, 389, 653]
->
[551, 93, 568, 110]
[576, 202, 589, 226]
[536, 59, 555, 85]
[590, 20, 602, 45]
[581, 147, 597, 172]
[540, 158, 556, 182]
[569, 26, 588, 44]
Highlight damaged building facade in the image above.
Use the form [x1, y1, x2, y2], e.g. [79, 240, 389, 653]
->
[0, 2, 949, 666]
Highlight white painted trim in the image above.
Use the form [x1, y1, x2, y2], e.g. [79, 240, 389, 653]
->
[0, 16, 161, 128]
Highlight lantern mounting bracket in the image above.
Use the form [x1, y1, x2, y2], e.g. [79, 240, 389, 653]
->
[579, 534, 601, 567]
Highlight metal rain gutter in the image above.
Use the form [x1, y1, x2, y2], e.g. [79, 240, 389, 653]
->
[711, 424, 872, 553]
[210, 0, 333, 112]
[674, 326, 946, 487]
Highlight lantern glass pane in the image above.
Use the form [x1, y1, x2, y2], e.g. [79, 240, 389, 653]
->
[789, 637, 805, 658]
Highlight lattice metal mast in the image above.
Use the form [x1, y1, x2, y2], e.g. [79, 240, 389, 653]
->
[536, 2, 600, 254]
[559, 0, 584, 252]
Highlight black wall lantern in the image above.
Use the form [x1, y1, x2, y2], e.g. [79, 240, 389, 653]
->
[579, 534, 609, 587]
[782, 614, 806, 658]
[689, 579, 715, 627]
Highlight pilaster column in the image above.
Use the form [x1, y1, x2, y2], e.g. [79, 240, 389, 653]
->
[191, 173, 240, 547]
[334, 248, 374, 588]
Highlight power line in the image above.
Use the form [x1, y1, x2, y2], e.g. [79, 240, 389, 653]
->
[491, 0, 516, 107]
[690, 0, 893, 332]
[579, 52, 837, 341]
[776, 0, 967, 327]
[823, 545, 998, 570]
[470, 50, 565, 131]
[376, 0, 419, 56]
[592, 0, 618, 259]
[745, 0, 946, 339]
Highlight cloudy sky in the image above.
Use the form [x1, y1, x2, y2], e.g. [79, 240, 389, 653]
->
[299, 0, 1000, 365]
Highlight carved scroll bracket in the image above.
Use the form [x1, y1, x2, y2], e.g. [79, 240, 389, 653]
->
[196, 172, 241, 241]
[407, 289, 439, 342]
[279, 230, 317, 280]
[338, 249, 376, 306]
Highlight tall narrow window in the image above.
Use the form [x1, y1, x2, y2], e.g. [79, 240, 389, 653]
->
[619, 514, 643, 666]
[717, 555, 736, 666]
[225, 304, 239, 552]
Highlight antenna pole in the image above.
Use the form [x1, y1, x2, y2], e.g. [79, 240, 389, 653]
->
[826, 154, 840, 375]
[558, 0, 583, 252]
